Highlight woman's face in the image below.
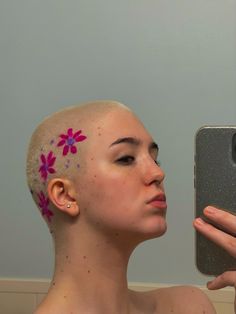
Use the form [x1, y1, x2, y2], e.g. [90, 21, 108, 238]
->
[75, 108, 167, 241]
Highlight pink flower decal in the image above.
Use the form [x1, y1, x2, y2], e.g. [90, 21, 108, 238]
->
[39, 151, 56, 181]
[37, 191, 54, 222]
[57, 128, 87, 156]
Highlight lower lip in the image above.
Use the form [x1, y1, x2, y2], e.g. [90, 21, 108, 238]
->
[148, 200, 167, 210]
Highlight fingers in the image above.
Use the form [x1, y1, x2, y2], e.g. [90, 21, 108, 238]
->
[193, 217, 236, 258]
[204, 206, 236, 235]
[193, 206, 236, 258]
[207, 271, 236, 290]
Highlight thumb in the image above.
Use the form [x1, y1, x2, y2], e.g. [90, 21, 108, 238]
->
[207, 271, 236, 290]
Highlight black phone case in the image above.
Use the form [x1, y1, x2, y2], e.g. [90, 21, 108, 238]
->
[195, 126, 236, 275]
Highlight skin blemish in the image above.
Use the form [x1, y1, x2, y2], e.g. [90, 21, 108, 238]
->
[83, 255, 87, 259]
[52, 282, 56, 286]
[87, 270, 91, 274]
[65, 159, 70, 169]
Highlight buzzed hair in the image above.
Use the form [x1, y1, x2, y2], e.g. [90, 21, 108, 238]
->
[26, 100, 129, 225]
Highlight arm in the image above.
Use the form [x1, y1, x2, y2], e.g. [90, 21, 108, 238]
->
[193, 206, 236, 312]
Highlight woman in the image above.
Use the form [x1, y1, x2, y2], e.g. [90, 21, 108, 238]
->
[27, 100, 225, 313]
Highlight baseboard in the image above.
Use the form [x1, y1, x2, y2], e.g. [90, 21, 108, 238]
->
[0, 278, 234, 314]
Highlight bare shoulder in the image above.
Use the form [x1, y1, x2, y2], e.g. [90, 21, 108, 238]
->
[153, 285, 216, 314]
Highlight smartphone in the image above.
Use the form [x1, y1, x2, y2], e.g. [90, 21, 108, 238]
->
[195, 126, 236, 275]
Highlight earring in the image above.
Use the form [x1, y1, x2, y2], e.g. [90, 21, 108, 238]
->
[67, 203, 71, 208]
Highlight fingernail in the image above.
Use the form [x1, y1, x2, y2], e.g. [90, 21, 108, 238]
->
[195, 218, 205, 225]
[205, 206, 216, 214]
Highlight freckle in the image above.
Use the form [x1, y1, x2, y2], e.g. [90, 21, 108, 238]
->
[98, 133, 101, 136]
[90, 157, 94, 161]
[52, 282, 56, 286]
[63, 295, 67, 299]
[88, 270, 91, 274]
[66, 255, 69, 259]
[83, 255, 87, 259]
[93, 175, 97, 178]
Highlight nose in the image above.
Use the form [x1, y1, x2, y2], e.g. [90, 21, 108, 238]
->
[143, 159, 165, 186]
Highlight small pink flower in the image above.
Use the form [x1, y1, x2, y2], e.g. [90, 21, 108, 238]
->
[57, 128, 87, 156]
[39, 151, 56, 181]
[37, 191, 54, 222]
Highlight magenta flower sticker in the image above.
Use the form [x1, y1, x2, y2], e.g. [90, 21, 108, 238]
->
[39, 151, 56, 181]
[37, 191, 53, 222]
[57, 128, 87, 156]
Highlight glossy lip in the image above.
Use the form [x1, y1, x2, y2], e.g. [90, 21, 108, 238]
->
[146, 193, 167, 210]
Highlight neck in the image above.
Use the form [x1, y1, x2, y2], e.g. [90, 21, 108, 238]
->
[46, 225, 139, 314]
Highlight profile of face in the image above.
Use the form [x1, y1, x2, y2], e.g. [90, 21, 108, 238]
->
[74, 107, 167, 242]
[27, 101, 167, 244]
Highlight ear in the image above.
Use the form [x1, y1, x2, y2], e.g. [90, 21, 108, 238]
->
[47, 178, 79, 217]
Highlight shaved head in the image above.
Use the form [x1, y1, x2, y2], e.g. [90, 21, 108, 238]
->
[26, 100, 130, 225]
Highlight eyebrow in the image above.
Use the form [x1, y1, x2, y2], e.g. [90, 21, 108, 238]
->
[109, 137, 159, 151]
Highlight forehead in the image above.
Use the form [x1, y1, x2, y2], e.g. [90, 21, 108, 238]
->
[90, 108, 153, 146]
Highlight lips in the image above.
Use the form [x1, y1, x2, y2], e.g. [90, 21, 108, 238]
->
[147, 193, 167, 210]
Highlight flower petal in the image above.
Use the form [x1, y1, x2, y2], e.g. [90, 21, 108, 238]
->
[68, 128, 73, 137]
[47, 151, 53, 162]
[40, 154, 46, 164]
[57, 139, 66, 147]
[73, 130, 82, 139]
[60, 134, 68, 139]
[76, 135, 87, 142]
[70, 145, 77, 154]
[63, 145, 69, 156]
[48, 156, 56, 166]
[48, 168, 56, 174]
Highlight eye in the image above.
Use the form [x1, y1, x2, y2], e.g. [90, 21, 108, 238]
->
[154, 159, 161, 167]
[116, 155, 135, 165]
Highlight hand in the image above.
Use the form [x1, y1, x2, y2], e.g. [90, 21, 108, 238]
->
[193, 206, 236, 312]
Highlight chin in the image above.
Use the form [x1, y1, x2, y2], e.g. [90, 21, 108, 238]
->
[145, 219, 167, 239]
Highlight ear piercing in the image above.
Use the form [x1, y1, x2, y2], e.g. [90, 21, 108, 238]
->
[67, 203, 71, 208]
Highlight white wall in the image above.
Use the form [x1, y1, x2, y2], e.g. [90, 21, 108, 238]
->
[0, 0, 235, 285]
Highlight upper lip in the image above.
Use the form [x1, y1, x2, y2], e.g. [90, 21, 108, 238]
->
[147, 193, 166, 203]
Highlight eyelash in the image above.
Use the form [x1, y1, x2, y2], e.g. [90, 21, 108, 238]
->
[116, 155, 135, 165]
[116, 155, 161, 166]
